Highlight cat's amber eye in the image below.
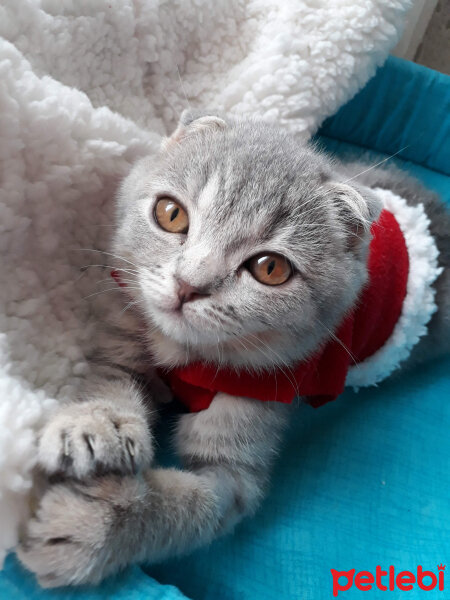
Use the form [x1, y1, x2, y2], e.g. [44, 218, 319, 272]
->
[154, 197, 189, 234]
[247, 253, 292, 286]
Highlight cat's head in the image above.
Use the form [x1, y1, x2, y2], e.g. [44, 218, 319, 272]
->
[113, 112, 381, 367]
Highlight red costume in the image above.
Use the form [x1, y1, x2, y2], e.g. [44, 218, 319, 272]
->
[113, 189, 442, 412]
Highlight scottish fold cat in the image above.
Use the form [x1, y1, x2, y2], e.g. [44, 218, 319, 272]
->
[19, 112, 450, 586]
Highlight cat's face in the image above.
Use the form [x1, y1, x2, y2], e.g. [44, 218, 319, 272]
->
[114, 114, 380, 366]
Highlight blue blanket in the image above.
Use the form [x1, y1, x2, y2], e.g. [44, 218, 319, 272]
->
[2, 56, 449, 600]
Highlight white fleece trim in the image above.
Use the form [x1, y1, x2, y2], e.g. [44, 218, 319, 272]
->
[346, 188, 443, 389]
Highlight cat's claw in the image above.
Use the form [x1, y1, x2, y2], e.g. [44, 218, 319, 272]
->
[38, 400, 153, 479]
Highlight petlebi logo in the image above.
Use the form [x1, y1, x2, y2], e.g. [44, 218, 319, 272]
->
[331, 564, 446, 597]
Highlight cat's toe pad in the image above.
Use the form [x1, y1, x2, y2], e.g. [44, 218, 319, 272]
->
[18, 481, 116, 587]
[38, 401, 153, 478]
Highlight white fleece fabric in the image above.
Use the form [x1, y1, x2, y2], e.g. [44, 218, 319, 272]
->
[346, 189, 443, 389]
[0, 0, 410, 561]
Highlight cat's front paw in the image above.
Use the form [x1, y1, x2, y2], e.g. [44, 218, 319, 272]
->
[18, 477, 140, 587]
[38, 399, 153, 479]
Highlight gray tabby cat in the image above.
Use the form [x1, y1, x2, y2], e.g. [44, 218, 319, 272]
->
[18, 113, 450, 587]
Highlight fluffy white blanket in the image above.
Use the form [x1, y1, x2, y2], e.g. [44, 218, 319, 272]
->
[0, 0, 409, 562]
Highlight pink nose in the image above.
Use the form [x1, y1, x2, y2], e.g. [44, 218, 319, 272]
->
[176, 279, 209, 306]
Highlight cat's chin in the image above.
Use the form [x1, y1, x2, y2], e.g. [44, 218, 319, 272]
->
[146, 305, 299, 369]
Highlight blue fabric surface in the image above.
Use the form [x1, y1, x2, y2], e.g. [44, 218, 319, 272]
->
[1, 57, 449, 600]
[150, 359, 450, 600]
[319, 55, 450, 176]
[0, 554, 190, 600]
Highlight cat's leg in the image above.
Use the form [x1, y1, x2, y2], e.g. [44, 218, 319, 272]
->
[18, 394, 288, 587]
[38, 312, 163, 479]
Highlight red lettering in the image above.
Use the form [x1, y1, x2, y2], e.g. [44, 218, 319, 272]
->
[439, 569, 445, 591]
[417, 566, 437, 591]
[396, 571, 415, 591]
[355, 571, 374, 591]
[332, 564, 444, 594]
[331, 569, 355, 597]
[375, 565, 388, 591]
[389, 566, 395, 591]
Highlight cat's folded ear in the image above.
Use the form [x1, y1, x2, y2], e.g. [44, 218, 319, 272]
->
[327, 183, 382, 251]
[161, 110, 227, 151]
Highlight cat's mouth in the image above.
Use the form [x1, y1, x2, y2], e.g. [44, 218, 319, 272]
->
[150, 299, 237, 346]
[163, 303, 216, 329]
[153, 306, 287, 366]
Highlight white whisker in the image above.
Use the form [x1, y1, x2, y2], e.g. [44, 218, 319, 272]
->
[80, 264, 139, 275]
[95, 277, 137, 286]
[245, 332, 300, 398]
[176, 64, 192, 116]
[75, 248, 141, 270]
[120, 299, 143, 315]
[314, 316, 357, 365]
[341, 144, 411, 184]
[82, 287, 140, 301]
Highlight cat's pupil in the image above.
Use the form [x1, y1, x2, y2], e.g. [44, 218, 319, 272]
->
[267, 260, 275, 275]
[170, 207, 179, 221]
